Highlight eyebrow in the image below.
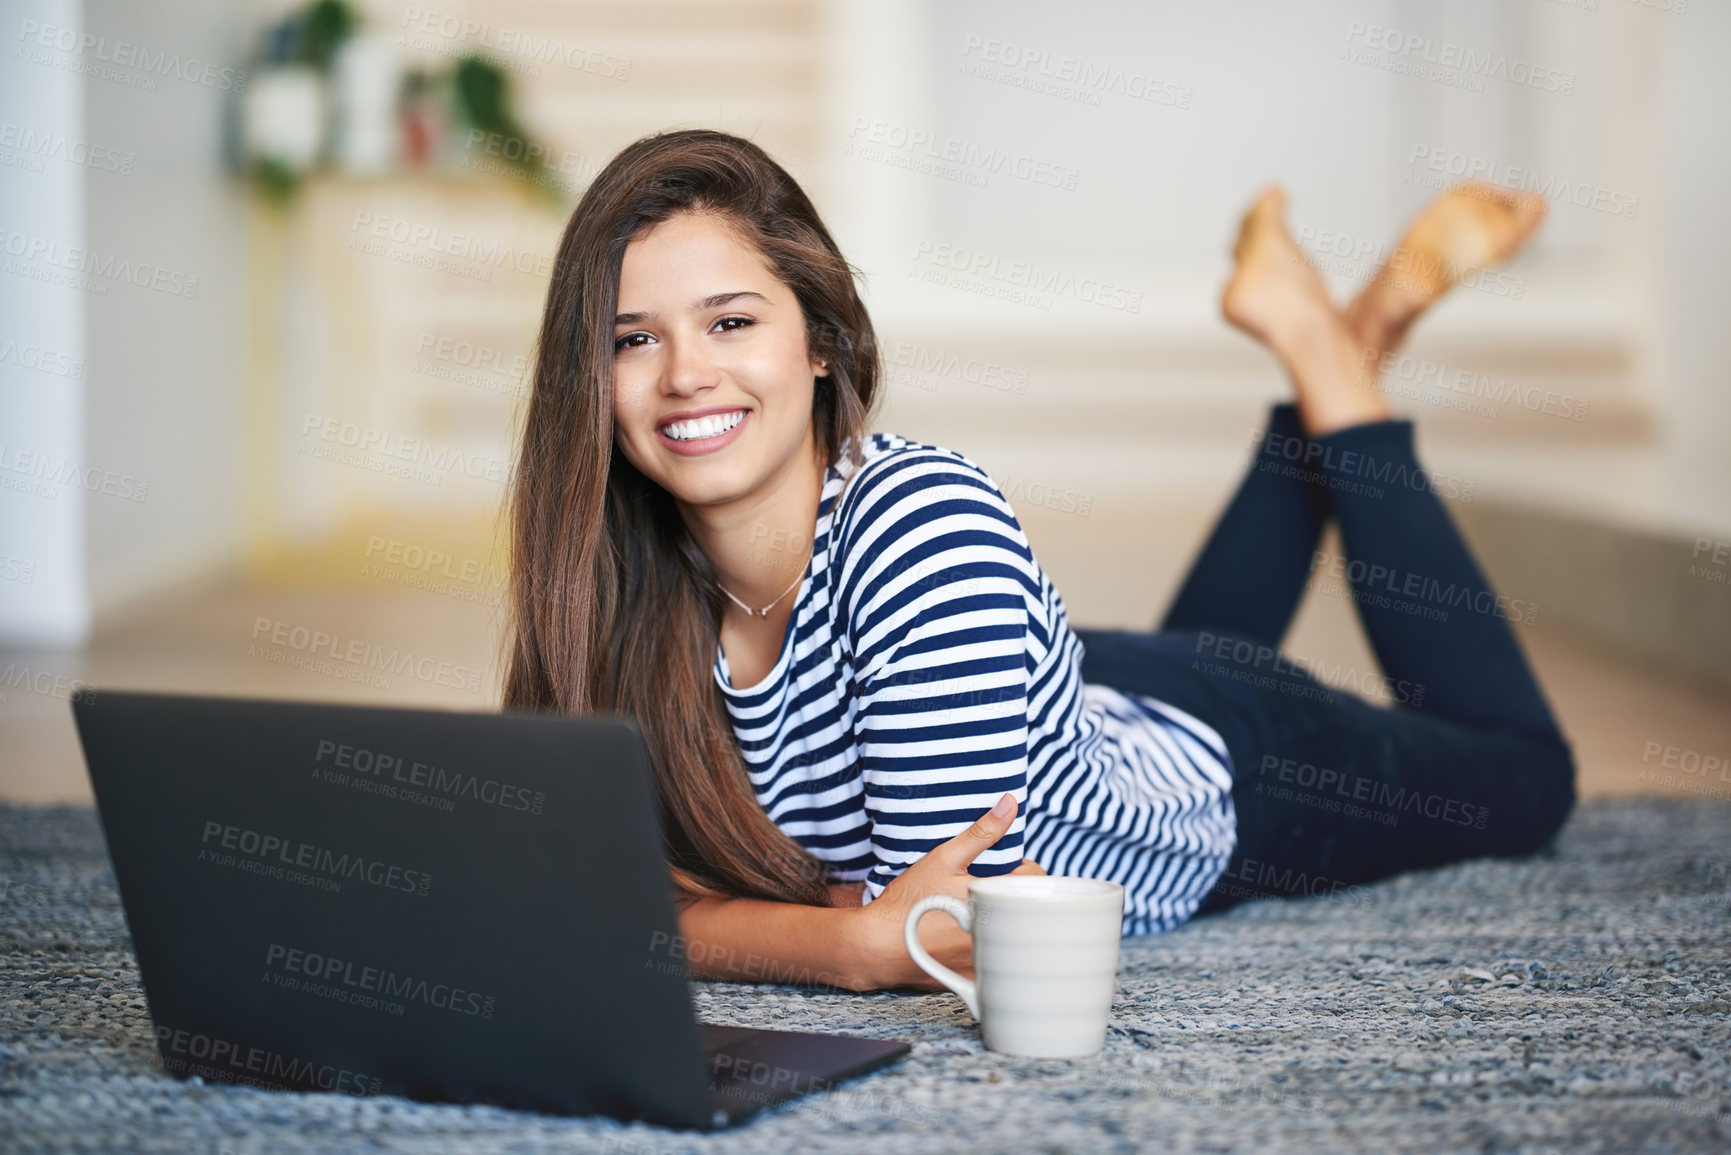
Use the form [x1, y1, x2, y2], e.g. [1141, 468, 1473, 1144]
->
[614, 290, 772, 326]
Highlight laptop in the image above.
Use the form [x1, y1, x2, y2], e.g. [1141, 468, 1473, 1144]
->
[69, 688, 909, 1129]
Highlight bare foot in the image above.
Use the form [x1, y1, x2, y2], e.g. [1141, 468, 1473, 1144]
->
[1222, 186, 1391, 436]
[1221, 186, 1335, 351]
[1346, 181, 1547, 361]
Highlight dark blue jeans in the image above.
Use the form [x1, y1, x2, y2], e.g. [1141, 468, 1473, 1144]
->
[1072, 403, 1576, 914]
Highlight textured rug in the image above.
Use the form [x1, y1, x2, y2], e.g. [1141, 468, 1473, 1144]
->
[2, 798, 1728, 1155]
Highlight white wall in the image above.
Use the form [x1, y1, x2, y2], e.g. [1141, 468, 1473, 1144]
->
[82, 0, 248, 621]
[0, 0, 248, 647]
[1654, 0, 1731, 535]
[823, 0, 1726, 541]
[0, 0, 88, 645]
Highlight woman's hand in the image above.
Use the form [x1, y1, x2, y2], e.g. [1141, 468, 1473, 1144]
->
[850, 792, 1045, 991]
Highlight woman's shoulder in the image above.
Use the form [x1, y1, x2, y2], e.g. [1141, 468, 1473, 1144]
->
[833, 432, 1013, 515]
[826, 433, 1048, 642]
[828, 432, 1030, 562]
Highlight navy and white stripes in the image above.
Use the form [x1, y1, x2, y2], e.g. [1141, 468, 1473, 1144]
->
[714, 433, 1237, 935]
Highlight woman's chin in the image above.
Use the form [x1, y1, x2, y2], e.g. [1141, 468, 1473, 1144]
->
[654, 461, 761, 509]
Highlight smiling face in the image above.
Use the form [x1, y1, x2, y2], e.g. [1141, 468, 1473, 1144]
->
[610, 211, 828, 511]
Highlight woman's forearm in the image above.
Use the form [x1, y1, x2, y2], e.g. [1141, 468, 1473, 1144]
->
[667, 805, 1038, 994]
[674, 893, 878, 991]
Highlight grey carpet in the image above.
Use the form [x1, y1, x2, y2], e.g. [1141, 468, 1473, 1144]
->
[2, 798, 1728, 1155]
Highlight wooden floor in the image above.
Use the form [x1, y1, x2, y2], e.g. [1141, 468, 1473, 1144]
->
[3, 502, 1727, 806]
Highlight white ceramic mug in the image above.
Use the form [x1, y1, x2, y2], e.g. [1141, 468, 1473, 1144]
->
[903, 875, 1125, 1058]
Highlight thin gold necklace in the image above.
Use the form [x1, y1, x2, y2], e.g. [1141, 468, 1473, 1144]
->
[718, 547, 812, 619]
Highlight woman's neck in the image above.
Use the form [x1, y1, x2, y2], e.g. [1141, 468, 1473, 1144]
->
[678, 430, 827, 611]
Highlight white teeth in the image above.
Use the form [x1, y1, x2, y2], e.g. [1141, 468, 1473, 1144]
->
[661, 409, 745, 442]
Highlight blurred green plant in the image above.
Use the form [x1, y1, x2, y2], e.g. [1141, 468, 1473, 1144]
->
[251, 156, 302, 207]
[450, 55, 563, 203]
[291, 0, 357, 69]
[243, 0, 563, 205]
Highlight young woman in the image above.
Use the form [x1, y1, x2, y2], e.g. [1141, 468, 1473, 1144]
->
[504, 129, 1574, 993]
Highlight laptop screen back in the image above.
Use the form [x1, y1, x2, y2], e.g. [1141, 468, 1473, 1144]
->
[72, 690, 717, 1127]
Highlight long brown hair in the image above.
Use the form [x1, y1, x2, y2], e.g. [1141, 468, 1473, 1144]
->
[504, 129, 880, 906]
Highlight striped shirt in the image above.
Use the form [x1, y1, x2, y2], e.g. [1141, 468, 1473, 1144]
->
[714, 433, 1238, 935]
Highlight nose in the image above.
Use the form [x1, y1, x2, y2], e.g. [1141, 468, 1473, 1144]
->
[661, 330, 721, 397]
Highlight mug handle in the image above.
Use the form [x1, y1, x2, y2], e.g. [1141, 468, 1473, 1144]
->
[903, 895, 980, 1020]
